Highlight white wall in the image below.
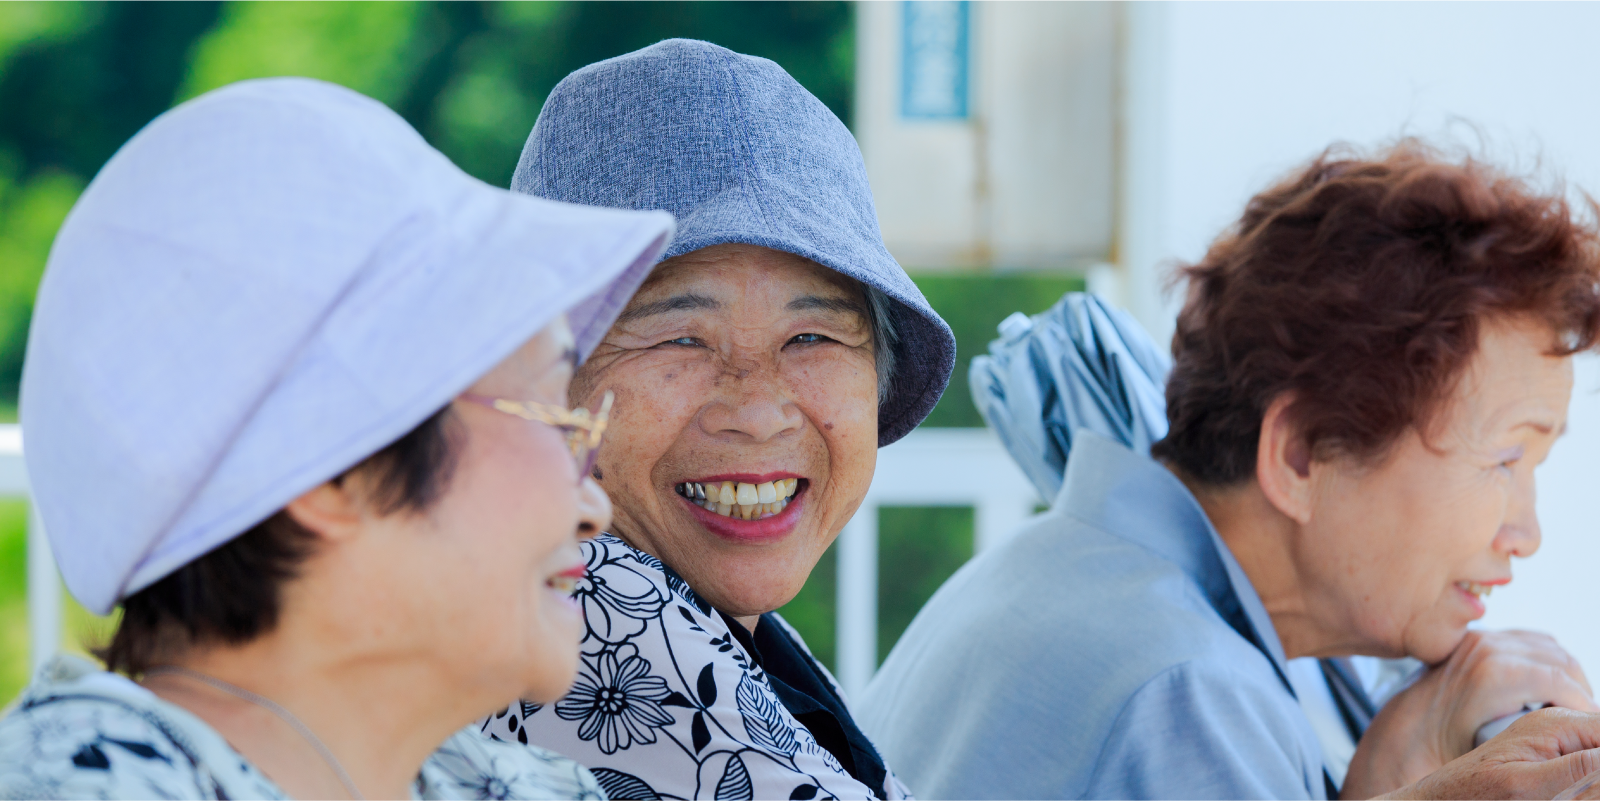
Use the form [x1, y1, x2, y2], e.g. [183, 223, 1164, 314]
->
[857, 1, 1116, 270]
[1122, 2, 1600, 670]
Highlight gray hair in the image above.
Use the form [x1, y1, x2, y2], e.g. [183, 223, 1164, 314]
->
[865, 285, 899, 404]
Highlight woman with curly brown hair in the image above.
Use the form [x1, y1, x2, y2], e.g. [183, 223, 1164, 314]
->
[862, 141, 1600, 800]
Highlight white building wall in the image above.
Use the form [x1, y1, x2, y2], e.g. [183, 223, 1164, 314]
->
[1122, 2, 1600, 672]
[857, 2, 1116, 270]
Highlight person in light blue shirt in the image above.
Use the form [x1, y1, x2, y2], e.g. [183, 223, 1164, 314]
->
[858, 142, 1600, 800]
[868, 428, 1327, 798]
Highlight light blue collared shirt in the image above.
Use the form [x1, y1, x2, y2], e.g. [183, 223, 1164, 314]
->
[857, 432, 1325, 800]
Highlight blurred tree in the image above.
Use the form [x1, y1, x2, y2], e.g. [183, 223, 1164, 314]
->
[180, 2, 434, 105]
[0, 3, 223, 180]
[0, 170, 81, 403]
[0, 3, 90, 67]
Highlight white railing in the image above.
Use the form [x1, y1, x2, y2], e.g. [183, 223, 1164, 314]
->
[0, 426, 54, 678]
[17, 427, 1036, 697]
[834, 427, 1039, 699]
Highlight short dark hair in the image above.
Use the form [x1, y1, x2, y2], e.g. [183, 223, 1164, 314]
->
[101, 407, 460, 675]
[1152, 140, 1600, 485]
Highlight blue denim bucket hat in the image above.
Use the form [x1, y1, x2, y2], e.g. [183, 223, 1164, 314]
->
[513, 38, 956, 446]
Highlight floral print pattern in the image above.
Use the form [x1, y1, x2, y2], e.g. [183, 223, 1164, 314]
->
[557, 645, 677, 754]
[481, 534, 909, 800]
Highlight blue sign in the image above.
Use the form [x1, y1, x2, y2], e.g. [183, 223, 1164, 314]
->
[901, 1, 970, 120]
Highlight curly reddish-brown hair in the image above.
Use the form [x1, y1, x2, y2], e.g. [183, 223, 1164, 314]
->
[1152, 140, 1600, 485]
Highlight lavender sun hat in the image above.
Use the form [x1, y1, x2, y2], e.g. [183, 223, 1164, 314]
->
[22, 78, 674, 615]
[512, 39, 956, 446]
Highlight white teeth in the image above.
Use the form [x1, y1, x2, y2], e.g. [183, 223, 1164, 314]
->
[1457, 581, 1494, 599]
[680, 479, 800, 521]
[548, 576, 577, 594]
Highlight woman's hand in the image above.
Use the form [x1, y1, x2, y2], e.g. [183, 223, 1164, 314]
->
[1343, 630, 1598, 799]
[1377, 707, 1600, 799]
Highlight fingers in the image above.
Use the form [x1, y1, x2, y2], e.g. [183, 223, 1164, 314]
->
[1558, 765, 1600, 801]
[1457, 631, 1597, 717]
[1506, 708, 1600, 758]
[1401, 711, 1600, 800]
[1545, 668, 1600, 714]
[1520, 749, 1600, 799]
[1498, 630, 1594, 698]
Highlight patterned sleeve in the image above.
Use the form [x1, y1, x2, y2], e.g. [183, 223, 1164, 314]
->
[482, 535, 886, 801]
[420, 727, 603, 800]
[0, 694, 266, 800]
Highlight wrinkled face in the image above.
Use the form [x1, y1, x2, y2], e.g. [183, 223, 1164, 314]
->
[573, 244, 880, 619]
[1297, 317, 1572, 663]
[380, 317, 610, 705]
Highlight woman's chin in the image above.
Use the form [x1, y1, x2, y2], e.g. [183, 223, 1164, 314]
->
[1407, 621, 1472, 665]
[519, 650, 583, 706]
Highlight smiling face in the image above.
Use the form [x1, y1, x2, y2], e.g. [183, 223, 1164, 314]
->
[358, 317, 612, 705]
[571, 243, 880, 620]
[1294, 317, 1573, 663]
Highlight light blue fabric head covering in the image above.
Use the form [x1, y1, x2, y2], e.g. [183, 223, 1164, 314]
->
[22, 77, 674, 614]
[512, 38, 956, 446]
[969, 293, 1170, 501]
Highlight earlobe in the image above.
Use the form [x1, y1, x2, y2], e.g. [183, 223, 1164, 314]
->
[284, 481, 365, 542]
[1256, 394, 1316, 525]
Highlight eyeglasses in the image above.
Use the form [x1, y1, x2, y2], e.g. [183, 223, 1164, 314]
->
[459, 390, 613, 483]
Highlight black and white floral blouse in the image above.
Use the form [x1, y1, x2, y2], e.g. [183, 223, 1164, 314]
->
[0, 655, 602, 800]
[481, 534, 910, 801]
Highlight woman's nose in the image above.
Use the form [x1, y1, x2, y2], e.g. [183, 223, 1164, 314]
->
[699, 369, 804, 442]
[575, 476, 612, 540]
[1493, 470, 1542, 559]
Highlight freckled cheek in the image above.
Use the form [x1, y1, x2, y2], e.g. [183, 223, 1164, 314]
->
[793, 389, 877, 496]
[598, 372, 714, 483]
[788, 357, 877, 418]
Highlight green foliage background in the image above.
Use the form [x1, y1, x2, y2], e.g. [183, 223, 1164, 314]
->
[0, 1, 1083, 704]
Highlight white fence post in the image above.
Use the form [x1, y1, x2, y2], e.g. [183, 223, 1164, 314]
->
[835, 505, 879, 700]
[0, 425, 50, 677]
[27, 504, 58, 677]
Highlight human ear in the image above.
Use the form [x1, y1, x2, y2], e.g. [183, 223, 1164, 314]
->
[1255, 393, 1315, 525]
[283, 481, 366, 543]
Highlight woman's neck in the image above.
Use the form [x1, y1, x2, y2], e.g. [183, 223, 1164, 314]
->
[141, 625, 474, 800]
[1174, 468, 1356, 661]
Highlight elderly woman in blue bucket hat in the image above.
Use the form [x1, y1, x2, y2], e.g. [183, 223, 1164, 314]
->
[479, 40, 954, 800]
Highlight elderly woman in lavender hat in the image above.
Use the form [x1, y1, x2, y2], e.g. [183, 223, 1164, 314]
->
[0, 78, 672, 799]
[479, 40, 954, 800]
